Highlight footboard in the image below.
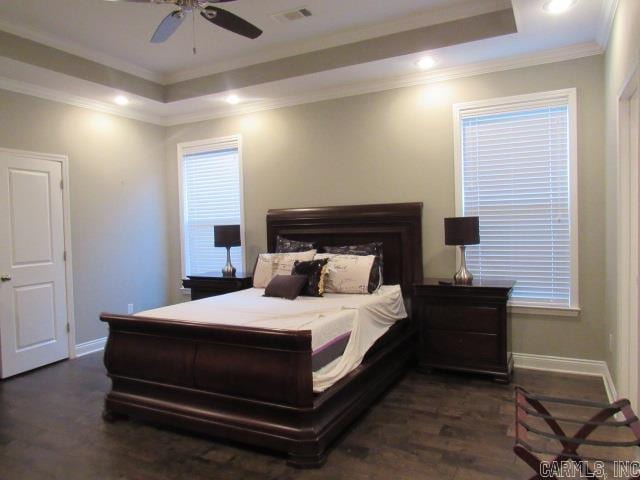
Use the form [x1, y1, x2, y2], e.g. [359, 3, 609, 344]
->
[100, 312, 414, 467]
[100, 313, 322, 462]
[101, 313, 314, 407]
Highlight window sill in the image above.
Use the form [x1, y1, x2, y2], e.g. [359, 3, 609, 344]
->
[509, 304, 581, 318]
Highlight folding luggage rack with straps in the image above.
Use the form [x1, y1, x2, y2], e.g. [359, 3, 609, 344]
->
[514, 386, 640, 479]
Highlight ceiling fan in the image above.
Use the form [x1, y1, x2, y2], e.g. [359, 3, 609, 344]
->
[104, 0, 263, 46]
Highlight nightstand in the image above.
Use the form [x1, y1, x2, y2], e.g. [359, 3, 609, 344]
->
[182, 271, 253, 300]
[413, 278, 515, 383]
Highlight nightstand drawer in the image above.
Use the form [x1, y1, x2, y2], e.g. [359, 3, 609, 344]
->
[424, 330, 499, 365]
[425, 305, 499, 333]
[200, 279, 248, 290]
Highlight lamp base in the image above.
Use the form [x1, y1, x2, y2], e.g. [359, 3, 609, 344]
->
[221, 247, 236, 277]
[453, 245, 474, 285]
[453, 266, 473, 285]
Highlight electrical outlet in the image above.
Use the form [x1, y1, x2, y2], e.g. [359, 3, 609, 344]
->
[127, 303, 134, 314]
[609, 333, 614, 352]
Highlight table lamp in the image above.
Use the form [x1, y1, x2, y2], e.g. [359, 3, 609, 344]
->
[444, 216, 480, 285]
[214, 224, 241, 277]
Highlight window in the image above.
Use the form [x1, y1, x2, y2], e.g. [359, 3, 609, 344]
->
[454, 90, 578, 312]
[178, 135, 244, 278]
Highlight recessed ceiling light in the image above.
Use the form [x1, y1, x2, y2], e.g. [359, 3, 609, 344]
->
[226, 94, 241, 105]
[543, 0, 577, 14]
[114, 95, 129, 106]
[416, 55, 438, 70]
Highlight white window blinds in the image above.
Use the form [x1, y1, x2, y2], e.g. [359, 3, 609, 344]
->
[180, 137, 243, 276]
[458, 94, 576, 308]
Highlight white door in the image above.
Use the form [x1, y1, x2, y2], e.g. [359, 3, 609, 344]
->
[0, 151, 69, 378]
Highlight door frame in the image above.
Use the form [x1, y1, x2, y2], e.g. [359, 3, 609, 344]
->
[616, 60, 640, 408]
[0, 148, 76, 359]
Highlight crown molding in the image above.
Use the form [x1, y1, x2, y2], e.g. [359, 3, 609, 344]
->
[0, 18, 162, 83]
[164, 41, 603, 126]
[0, 41, 603, 127]
[0, 76, 163, 125]
[596, 0, 620, 49]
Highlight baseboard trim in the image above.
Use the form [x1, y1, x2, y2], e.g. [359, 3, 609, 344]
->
[513, 352, 618, 403]
[513, 352, 607, 376]
[75, 337, 107, 357]
[602, 364, 619, 404]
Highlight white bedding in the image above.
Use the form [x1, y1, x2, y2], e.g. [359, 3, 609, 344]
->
[135, 285, 407, 392]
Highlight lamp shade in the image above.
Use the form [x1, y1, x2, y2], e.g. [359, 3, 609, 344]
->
[214, 224, 241, 247]
[444, 217, 480, 246]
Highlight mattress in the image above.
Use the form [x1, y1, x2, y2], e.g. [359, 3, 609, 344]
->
[135, 285, 407, 392]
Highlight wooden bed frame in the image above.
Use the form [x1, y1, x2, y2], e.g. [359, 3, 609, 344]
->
[100, 202, 423, 467]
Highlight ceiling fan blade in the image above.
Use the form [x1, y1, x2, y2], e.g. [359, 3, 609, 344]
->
[150, 10, 185, 43]
[200, 6, 262, 39]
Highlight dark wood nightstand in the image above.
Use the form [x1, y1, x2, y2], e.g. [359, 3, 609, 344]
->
[182, 271, 253, 300]
[413, 278, 515, 383]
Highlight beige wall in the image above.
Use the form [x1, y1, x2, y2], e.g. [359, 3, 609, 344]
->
[604, 0, 640, 386]
[0, 53, 607, 359]
[0, 90, 169, 344]
[166, 55, 607, 360]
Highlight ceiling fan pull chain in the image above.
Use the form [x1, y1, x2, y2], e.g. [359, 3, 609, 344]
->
[192, 9, 197, 55]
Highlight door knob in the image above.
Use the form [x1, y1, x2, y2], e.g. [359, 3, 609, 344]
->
[1, 276, 11, 282]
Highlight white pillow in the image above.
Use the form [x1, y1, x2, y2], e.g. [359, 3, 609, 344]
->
[253, 250, 317, 288]
[314, 253, 376, 294]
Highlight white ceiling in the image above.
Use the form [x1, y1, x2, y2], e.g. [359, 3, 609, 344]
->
[0, 0, 614, 125]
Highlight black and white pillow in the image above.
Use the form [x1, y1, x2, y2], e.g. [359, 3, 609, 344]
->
[275, 236, 317, 253]
[322, 242, 383, 292]
[253, 251, 317, 288]
[314, 253, 377, 294]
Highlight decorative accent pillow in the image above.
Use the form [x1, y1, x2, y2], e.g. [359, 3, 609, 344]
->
[275, 236, 317, 253]
[264, 275, 308, 300]
[292, 259, 329, 297]
[322, 242, 383, 292]
[253, 250, 317, 288]
[314, 254, 377, 294]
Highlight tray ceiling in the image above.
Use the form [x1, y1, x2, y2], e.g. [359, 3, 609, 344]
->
[0, 0, 478, 80]
[0, 0, 613, 125]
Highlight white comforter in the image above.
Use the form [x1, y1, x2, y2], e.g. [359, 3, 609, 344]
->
[136, 285, 407, 392]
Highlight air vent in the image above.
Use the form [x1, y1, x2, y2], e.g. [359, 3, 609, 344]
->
[271, 7, 312, 24]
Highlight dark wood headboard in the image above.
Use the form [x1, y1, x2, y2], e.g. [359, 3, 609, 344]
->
[266, 203, 423, 294]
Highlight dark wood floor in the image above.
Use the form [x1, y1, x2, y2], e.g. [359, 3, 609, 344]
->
[0, 353, 615, 480]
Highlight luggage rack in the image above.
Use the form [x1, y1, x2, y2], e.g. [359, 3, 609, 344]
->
[514, 386, 640, 479]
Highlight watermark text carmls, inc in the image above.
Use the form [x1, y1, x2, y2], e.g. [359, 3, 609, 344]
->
[539, 461, 640, 478]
